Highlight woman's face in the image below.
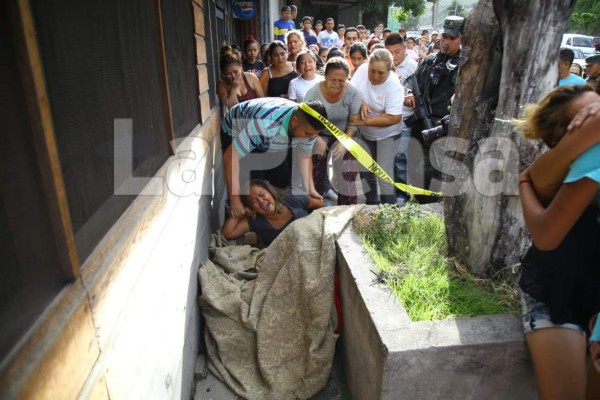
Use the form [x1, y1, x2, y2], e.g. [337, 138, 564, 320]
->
[287, 34, 303, 55]
[569, 64, 582, 77]
[260, 44, 269, 60]
[350, 51, 366, 70]
[324, 68, 348, 95]
[368, 60, 390, 85]
[407, 39, 415, 49]
[223, 64, 242, 82]
[248, 185, 276, 215]
[270, 46, 288, 66]
[297, 55, 316, 77]
[245, 43, 258, 62]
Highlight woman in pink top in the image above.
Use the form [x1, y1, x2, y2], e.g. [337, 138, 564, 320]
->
[405, 37, 419, 62]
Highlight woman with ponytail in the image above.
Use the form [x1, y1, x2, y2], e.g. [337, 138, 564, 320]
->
[217, 43, 264, 110]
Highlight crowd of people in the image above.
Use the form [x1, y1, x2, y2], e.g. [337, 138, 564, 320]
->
[218, 10, 466, 216]
[214, 7, 600, 399]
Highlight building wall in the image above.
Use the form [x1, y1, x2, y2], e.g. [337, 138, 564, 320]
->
[0, 0, 226, 398]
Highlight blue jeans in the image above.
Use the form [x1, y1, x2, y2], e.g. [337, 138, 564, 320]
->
[394, 126, 412, 200]
[359, 134, 402, 205]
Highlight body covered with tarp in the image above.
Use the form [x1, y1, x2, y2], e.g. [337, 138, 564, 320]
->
[198, 206, 360, 399]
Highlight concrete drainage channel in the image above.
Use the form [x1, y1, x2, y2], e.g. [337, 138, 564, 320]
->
[336, 221, 538, 400]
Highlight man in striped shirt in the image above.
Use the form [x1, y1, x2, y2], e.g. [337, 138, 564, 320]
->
[222, 98, 328, 218]
[273, 6, 295, 42]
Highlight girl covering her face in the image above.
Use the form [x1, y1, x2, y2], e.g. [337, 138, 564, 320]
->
[514, 85, 600, 398]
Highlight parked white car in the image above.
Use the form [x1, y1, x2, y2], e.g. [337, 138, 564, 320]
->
[561, 34, 596, 57]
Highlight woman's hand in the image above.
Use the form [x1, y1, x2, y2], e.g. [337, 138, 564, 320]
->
[349, 111, 366, 126]
[229, 71, 243, 88]
[360, 101, 370, 120]
[309, 187, 324, 201]
[404, 93, 415, 109]
[567, 99, 600, 132]
[331, 142, 346, 160]
[313, 136, 328, 157]
[519, 167, 532, 186]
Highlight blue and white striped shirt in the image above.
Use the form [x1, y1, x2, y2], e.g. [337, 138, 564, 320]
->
[222, 98, 315, 157]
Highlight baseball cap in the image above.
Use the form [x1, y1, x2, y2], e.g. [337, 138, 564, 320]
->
[442, 16, 464, 37]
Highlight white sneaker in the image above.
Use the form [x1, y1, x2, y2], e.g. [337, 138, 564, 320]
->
[323, 188, 338, 202]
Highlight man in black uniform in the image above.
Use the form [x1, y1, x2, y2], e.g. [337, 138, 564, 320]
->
[410, 16, 464, 203]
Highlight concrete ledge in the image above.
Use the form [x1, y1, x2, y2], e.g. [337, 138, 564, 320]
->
[336, 223, 537, 400]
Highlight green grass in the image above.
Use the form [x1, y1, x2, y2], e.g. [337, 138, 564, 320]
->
[353, 203, 520, 321]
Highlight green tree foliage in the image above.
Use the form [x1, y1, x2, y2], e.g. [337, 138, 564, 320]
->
[445, 0, 468, 18]
[568, 0, 600, 35]
[394, 9, 410, 23]
[361, 0, 429, 30]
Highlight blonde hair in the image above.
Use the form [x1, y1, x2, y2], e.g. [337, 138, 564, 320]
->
[513, 85, 593, 147]
[285, 29, 306, 47]
[219, 43, 241, 73]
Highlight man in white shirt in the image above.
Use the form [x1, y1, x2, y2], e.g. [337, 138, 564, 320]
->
[385, 33, 418, 204]
[317, 18, 339, 49]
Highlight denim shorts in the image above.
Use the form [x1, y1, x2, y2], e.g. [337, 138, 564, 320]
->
[520, 290, 585, 335]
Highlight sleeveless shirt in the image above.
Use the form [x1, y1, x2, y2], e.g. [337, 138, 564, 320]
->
[237, 73, 258, 103]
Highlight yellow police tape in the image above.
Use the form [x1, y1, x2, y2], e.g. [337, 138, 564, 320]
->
[299, 102, 442, 198]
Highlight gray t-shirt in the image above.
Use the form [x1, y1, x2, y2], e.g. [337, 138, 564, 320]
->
[303, 81, 362, 136]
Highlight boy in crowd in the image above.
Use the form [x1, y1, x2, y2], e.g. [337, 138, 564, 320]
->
[314, 20, 323, 37]
[274, 6, 295, 41]
[385, 33, 418, 204]
[301, 16, 318, 46]
[336, 24, 345, 47]
[357, 25, 368, 43]
[558, 48, 586, 86]
[317, 18, 339, 49]
[382, 28, 392, 43]
[342, 27, 360, 71]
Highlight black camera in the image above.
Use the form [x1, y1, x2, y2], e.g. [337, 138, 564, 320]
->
[421, 115, 450, 145]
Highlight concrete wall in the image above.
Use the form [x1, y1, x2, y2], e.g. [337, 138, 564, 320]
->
[75, 112, 222, 399]
[336, 223, 538, 400]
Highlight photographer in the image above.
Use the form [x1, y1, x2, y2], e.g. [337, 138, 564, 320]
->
[410, 16, 463, 203]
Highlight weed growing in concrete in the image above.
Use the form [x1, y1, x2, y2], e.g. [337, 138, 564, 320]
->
[353, 203, 520, 321]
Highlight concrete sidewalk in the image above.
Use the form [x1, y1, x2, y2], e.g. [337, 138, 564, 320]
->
[193, 346, 349, 400]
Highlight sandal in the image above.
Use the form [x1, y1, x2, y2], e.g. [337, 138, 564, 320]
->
[590, 313, 600, 372]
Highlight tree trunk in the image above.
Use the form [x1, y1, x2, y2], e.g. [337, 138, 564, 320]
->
[443, 0, 575, 276]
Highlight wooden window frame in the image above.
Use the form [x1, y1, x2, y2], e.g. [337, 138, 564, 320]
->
[0, 0, 221, 397]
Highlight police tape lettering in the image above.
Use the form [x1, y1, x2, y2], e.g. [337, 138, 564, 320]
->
[299, 102, 442, 197]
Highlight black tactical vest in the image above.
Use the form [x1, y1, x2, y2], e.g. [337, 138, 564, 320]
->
[417, 50, 461, 117]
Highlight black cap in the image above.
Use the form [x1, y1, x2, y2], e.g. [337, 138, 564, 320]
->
[442, 16, 464, 37]
[586, 54, 600, 65]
